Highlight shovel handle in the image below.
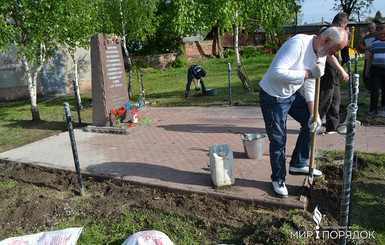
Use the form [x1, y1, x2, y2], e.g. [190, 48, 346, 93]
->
[309, 77, 321, 185]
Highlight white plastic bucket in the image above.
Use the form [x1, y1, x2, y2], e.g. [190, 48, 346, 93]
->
[241, 134, 266, 159]
[209, 144, 235, 187]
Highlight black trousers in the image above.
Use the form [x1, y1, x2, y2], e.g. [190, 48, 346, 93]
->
[369, 65, 385, 113]
[319, 65, 341, 132]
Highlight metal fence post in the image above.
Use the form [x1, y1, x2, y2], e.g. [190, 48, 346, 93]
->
[228, 63, 232, 106]
[140, 69, 145, 106]
[64, 102, 85, 196]
[339, 103, 358, 245]
[352, 74, 359, 105]
[354, 53, 358, 75]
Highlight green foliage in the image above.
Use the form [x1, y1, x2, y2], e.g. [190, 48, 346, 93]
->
[332, 0, 374, 16]
[0, 180, 16, 192]
[241, 47, 263, 58]
[224, 48, 235, 57]
[171, 55, 187, 68]
[134, 60, 151, 69]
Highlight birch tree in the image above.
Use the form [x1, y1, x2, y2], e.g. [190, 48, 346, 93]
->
[0, 1, 99, 120]
[0, 1, 62, 120]
[59, 0, 100, 109]
[101, 0, 157, 98]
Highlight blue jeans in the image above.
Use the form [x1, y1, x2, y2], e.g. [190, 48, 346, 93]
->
[260, 89, 311, 182]
[186, 72, 206, 96]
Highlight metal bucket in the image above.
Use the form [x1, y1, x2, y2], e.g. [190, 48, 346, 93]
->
[241, 134, 266, 159]
[205, 88, 217, 96]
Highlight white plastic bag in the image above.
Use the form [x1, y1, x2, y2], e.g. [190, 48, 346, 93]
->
[122, 230, 174, 245]
[0, 227, 83, 245]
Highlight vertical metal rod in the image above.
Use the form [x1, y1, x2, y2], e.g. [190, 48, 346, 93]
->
[339, 103, 358, 245]
[64, 102, 85, 196]
[228, 63, 232, 106]
[352, 74, 360, 105]
[72, 80, 82, 126]
[140, 69, 145, 106]
[347, 61, 352, 104]
[354, 53, 358, 74]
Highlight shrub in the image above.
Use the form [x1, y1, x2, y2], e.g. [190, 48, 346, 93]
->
[134, 60, 151, 69]
[172, 55, 187, 68]
[241, 47, 263, 58]
[223, 48, 235, 57]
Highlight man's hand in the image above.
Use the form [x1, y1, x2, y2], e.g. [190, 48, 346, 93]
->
[309, 62, 325, 78]
[308, 114, 322, 133]
[341, 70, 349, 83]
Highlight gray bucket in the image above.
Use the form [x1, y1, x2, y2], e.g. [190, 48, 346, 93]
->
[241, 134, 266, 159]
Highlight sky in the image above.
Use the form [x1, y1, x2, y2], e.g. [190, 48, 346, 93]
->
[300, 0, 385, 25]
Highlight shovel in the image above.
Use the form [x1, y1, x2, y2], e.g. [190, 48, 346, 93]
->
[308, 77, 321, 186]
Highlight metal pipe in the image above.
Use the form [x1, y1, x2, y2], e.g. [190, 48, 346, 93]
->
[64, 102, 85, 196]
[72, 80, 82, 126]
[352, 74, 359, 105]
[339, 103, 358, 245]
[354, 53, 358, 74]
[140, 69, 145, 106]
[228, 63, 232, 106]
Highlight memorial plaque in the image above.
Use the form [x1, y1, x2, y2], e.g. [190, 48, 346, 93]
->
[91, 34, 129, 126]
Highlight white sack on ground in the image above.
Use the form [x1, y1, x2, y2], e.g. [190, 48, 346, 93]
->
[0, 227, 83, 245]
[122, 230, 174, 245]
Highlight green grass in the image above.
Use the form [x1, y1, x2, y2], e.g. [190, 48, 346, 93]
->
[319, 151, 385, 244]
[131, 55, 272, 106]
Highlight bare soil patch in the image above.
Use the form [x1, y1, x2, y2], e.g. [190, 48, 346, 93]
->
[0, 161, 341, 244]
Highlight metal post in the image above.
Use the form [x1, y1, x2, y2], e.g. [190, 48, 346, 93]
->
[140, 69, 145, 106]
[64, 102, 85, 196]
[72, 80, 82, 126]
[228, 63, 232, 106]
[347, 61, 352, 104]
[354, 53, 358, 74]
[339, 103, 358, 245]
[352, 74, 359, 105]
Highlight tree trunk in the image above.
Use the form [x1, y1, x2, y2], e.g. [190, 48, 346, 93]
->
[120, 1, 133, 99]
[213, 25, 224, 58]
[70, 52, 83, 109]
[234, 21, 251, 92]
[121, 38, 133, 99]
[21, 50, 40, 121]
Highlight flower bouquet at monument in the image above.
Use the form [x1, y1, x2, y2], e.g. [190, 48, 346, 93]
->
[124, 93, 145, 126]
[111, 106, 126, 128]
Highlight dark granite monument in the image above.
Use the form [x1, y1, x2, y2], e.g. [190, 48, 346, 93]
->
[90, 34, 128, 126]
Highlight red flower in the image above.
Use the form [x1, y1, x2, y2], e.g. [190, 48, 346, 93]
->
[131, 108, 138, 114]
[111, 107, 125, 116]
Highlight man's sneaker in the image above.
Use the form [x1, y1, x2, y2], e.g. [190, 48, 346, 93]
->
[289, 166, 323, 177]
[325, 130, 337, 135]
[272, 181, 288, 197]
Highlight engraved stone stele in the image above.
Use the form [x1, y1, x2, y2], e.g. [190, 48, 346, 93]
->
[90, 34, 128, 126]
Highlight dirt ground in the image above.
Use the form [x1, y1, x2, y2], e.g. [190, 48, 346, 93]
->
[0, 160, 342, 244]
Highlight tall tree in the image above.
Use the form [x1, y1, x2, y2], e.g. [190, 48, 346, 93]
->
[60, 0, 101, 109]
[332, 0, 374, 17]
[159, 0, 292, 91]
[0, 1, 99, 120]
[100, 0, 157, 98]
[1, 1, 63, 120]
